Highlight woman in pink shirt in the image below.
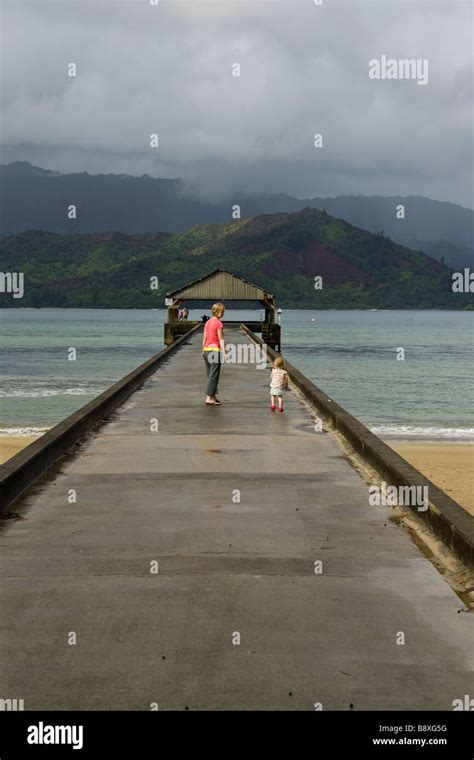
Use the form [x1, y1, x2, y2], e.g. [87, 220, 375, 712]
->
[202, 303, 226, 405]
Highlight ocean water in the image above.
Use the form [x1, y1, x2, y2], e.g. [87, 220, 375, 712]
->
[0, 308, 473, 441]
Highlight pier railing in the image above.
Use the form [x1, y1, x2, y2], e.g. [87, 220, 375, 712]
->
[241, 324, 474, 570]
[0, 324, 202, 513]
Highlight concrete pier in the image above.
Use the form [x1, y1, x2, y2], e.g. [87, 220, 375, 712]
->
[0, 327, 472, 710]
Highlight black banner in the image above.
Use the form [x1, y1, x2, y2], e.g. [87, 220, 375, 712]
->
[0, 711, 472, 758]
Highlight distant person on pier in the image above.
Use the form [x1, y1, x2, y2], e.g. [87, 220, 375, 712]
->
[269, 356, 288, 413]
[202, 303, 226, 406]
[182, 305, 189, 320]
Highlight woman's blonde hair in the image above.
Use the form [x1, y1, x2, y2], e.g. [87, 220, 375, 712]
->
[211, 303, 225, 317]
[274, 357, 284, 369]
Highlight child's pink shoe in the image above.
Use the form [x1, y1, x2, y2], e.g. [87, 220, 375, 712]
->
[271, 405, 276, 411]
[278, 407, 284, 413]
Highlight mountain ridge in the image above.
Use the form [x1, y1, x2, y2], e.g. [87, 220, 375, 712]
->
[1, 206, 470, 310]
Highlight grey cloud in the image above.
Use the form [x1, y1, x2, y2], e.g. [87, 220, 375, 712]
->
[0, 0, 472, 206]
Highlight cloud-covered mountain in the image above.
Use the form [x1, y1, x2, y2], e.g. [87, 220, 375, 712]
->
[1, 162, 472, 269]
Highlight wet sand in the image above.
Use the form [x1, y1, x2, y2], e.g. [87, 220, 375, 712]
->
[390, 441, 474, 516]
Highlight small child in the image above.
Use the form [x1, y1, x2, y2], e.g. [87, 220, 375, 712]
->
[270, 356, 289, 412]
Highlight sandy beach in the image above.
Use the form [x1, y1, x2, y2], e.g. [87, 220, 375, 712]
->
[390, 441, 474, 516]
[0, 436, 39, 465]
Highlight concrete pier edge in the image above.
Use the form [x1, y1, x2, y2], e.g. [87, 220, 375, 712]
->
[0, 324, 202, 513]
[241, 324, 474, 571]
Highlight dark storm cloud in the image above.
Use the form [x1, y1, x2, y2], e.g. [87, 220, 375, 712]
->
[0, 0, 472, 206]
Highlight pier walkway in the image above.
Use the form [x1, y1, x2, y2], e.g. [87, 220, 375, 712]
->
[0, 327, 472, 710]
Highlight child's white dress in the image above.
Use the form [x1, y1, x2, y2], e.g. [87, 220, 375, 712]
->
[270, 368, 288, 395]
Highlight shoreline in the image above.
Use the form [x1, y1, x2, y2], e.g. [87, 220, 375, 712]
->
[1, 435, 472, 516]
[1, 307, 472, 313]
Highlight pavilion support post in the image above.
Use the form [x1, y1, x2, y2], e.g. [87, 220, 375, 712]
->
[164, 302, 180, 346]
[263, 296, 275, 326]
[261, 297, 280, 350]
[263, 322, 281, 352]
[167, 303, 179, 323]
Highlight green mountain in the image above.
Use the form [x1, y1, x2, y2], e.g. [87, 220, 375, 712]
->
[0, 207, 471, 309]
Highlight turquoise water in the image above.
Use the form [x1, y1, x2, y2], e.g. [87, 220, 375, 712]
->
[0, 308, 473, 440]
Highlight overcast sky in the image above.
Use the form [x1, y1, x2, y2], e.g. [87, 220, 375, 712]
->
[0, 0, 472, 207]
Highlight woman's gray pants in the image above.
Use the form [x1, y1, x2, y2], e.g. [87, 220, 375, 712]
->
[204, 350, 222, 396]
